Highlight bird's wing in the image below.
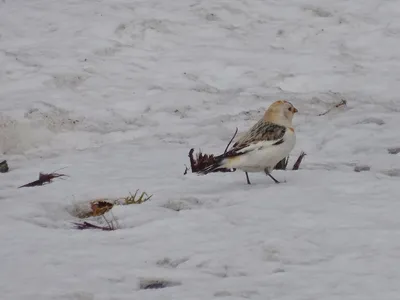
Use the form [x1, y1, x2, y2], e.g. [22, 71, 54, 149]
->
[224, 121, 287, 157]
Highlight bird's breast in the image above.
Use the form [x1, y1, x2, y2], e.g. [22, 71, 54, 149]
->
[282, 129, 296, 152]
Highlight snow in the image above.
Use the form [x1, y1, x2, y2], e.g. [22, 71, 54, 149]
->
[1, 0, 400, 299]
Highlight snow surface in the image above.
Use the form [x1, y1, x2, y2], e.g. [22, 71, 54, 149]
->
[1, 0, 400, 299]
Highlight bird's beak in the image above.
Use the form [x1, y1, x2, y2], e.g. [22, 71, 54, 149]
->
[293, 107, 298, 113]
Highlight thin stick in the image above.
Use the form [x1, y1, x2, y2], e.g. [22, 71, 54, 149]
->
[51, 166, 68, 173]
[73, 221, 114, 231]
[224, 127, 238, 154]
[292, 152, 306, 170]
[318, 99, 347, 116]
[183, 164, 189, 175]
[110, 210, 119, 229]
[102, 215, 112, 230]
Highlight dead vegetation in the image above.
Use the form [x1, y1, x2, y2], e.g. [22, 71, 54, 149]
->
[18, 168, 69, 188]
[275, 151, 307, 170]
[0, 160, 8, 173]
[318, 99, 347, 116]
[73, 221, 116, 231]
[72, 199, 118, 231]
[71, 190, 153, 231]
[114, 189, 153, 205]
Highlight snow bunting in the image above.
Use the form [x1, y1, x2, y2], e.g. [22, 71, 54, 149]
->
[199, 100, 298, 184]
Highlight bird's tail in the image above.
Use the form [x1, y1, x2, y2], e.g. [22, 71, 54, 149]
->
[197, 154, 227, 174]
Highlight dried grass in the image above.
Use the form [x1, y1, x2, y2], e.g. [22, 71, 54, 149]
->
[71, 190, 153, 231]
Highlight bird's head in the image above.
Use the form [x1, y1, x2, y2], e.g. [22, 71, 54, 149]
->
[264, 100, 298, 127]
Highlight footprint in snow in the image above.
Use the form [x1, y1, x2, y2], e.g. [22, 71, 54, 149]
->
[156, 257, 189, 268]
[138, 278, 181, 290]
[381, 169, 400, 177]
[44, 73, 88, 89]
[161, 196, 203, 211]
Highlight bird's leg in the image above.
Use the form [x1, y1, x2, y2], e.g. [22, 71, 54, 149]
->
[245, 172, 251, 185]
[264, 169, 280, 184]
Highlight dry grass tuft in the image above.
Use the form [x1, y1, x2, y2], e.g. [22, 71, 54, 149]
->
[115, 189, 153, 205]
[70, 190, 153, 231]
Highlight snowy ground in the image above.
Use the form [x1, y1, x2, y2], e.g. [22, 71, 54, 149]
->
[1, 0, 400, 299]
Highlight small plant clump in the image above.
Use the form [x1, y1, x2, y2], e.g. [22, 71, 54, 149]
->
[0, 160, 9, 173]
[115, 189, 153, 205]
[274, 152, 307, 171]
[72, 190, 153, 231]
[73, 199, 118, 231]
[18, 168, 69, 188]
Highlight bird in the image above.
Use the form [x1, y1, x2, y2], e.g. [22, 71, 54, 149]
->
[198, 100, 298, 185]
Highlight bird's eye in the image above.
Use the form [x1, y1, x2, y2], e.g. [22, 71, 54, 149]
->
[288, 107, 292, 112]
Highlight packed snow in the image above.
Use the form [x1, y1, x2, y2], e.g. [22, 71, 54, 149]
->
[1, 0, 400, 299]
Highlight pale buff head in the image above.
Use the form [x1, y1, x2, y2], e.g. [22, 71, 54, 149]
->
[263, 100, 298, 127]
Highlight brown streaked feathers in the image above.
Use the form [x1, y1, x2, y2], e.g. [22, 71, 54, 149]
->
[224, 121, 287, 158]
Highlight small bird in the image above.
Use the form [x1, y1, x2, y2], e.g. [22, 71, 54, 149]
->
[199, 100, 298, 184]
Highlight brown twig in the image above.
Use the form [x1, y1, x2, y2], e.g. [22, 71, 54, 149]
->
[187, 148, 196, 173]
[72, 221, 115, 231]
[318, 99, 347, 116]
[292, 151, 306, 170]
[183, 164, 189, 175]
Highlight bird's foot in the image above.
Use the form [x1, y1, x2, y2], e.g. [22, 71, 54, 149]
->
[264, 169, 282, 184]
